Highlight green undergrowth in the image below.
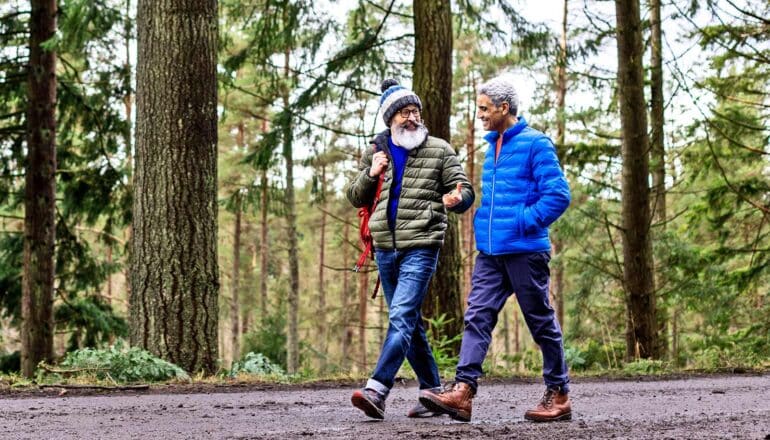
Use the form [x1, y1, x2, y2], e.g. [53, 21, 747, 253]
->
[2, 340, 768, 390]
[42, 343, 190, 384]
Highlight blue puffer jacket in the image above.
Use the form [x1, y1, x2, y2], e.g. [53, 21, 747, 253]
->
[474, 116, 570, 255]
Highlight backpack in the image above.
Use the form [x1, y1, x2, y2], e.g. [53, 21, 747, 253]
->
[353, 144, 386, 299]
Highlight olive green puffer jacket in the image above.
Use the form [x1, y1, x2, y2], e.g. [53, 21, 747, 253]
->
[346, 130, 474, 250]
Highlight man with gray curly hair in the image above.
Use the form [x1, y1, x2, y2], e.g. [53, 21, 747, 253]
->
[477, 74, 520, 116]
[420, 74, 572, 423]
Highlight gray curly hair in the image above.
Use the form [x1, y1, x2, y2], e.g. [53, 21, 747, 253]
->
[478, 75, 519, 116]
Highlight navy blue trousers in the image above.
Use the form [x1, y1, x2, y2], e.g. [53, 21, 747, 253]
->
[456, 251, 570, 393]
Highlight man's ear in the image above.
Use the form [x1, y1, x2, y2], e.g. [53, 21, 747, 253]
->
[500, 102, 510, 116]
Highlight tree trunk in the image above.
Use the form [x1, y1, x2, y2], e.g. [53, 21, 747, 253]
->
[131, 0, 219, 374]
[649, 0, 666, 228]
[649, 0, 668, 360]
[502, 307, 511, 366]
[341, 218, 352, 365]
[514, 304, 520, 354]
[243, 239, 256, 335]
[106, 247, 113, 304]
[550, 0, 569, 330]
[615, 0, 659, 360]
[413, 0, 462, 355]
[378, 292, 385, 349]
[123, 0, 134, 302]
[317, 164, 327, 370]
[282, 49, 301, 374]
[21, 0, 57, 378]
[260, 166, 268, 319]
[358, 267, 368, 372]
[462, 74, 477, 305]
[231, 195, 242, 363]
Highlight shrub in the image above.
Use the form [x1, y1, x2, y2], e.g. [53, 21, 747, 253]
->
[424, 313, 462, 372]
[230, 352, 285, 378]
[563, 346, 587, 371]
[55, 342, 189, 383]
[0, 351, 20, 374]
[242, 313, 287, 370]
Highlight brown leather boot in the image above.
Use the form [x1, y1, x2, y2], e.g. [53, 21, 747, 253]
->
[524, 387, 572, 422]
[418, 382, 474, 422]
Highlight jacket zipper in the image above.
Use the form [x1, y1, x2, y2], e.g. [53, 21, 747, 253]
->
[489, 163, 496, 254]
[386, 157, 397, 252]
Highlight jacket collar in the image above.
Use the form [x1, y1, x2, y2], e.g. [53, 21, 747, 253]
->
[483, 116, 528, 145]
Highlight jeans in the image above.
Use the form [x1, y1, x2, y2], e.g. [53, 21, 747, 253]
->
[455, 251, 570, 393]
[366, 247, 441, 397]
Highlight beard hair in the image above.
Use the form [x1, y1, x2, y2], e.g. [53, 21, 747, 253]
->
[391, 122, 429, 150]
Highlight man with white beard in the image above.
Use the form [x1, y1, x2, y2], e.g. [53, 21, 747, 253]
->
[346, 79, 474, 420]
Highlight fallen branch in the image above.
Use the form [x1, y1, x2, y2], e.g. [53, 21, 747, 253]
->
[39, 363, 110, 375]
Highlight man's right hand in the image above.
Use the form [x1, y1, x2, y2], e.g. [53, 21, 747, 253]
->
[369, 151, 389, 177]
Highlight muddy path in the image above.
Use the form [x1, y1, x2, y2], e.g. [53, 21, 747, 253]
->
[1, 374, 768, 439]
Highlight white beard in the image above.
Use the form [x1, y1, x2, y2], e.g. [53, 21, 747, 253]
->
[391, 123, 429, 151]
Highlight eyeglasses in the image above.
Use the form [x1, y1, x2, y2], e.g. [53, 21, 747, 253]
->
[398, 107, 421, 118]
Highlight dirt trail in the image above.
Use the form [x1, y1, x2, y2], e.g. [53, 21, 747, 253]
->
[1, 374, 768, 439]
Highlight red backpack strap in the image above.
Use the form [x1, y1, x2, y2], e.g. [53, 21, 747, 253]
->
[353, 144, 385, 273]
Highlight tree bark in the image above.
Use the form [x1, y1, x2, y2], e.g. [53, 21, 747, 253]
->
[21, 0, 57, 378]
[649, 0, 668, 360]
[259, 166, 268, 319]
[358, 267, 368, 372]
[282, 49, 301, 374]
[341, 218, 352, 365]
[123, 0, 134, 303]
[413, 0, 462, 355]
[462, 74, 477, 305]
[243, 239, 255, 335]
[317, 164, 327, 369]
[131, 0, 220, 374]
[231, 194, 242, 363]
[615, 0, 659, 360]
[514, 304, 520, 354]
[502, 307, 511, 366]
[649, 0, 666, 228]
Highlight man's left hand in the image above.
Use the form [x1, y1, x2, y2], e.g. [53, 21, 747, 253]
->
[443, 183, 463, 208]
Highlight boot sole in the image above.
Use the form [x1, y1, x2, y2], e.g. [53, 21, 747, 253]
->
[524, 411, 572, 422]
[419, 395, 471, 422]
[351, 391, 385, 420]
[406, 409, 443, 418]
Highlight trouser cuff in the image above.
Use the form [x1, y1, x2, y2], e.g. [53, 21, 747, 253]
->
[365, 378, 390, 398]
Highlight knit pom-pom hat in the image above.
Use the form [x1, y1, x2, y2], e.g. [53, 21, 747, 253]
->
[379, 78, 422, 125]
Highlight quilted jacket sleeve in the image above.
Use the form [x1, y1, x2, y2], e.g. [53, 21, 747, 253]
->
[345, 146, 380, 208]
[440, 145, 475, 214]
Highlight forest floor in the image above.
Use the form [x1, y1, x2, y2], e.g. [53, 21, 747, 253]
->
[1, 373, 769, 439]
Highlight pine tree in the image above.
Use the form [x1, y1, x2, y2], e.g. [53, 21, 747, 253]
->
[130, 0, 220, 374]
[615, 0, 658, 359]
[21, 0, 57, 377]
